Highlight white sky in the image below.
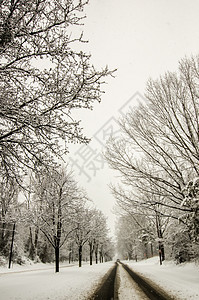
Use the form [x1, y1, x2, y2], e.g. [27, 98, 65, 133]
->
[68, 0, 199, 237]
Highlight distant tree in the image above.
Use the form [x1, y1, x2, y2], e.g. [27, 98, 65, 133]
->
[73, 206, 93, 267]
[116, 215, 138, 260]
[87, 209, 108, 265]
[72, 206, 113, 267]
[116, 213, 156, 261]
[111, 185, 169, 263]
[103, 238, 115, 262]
[0, 0, 115, 182]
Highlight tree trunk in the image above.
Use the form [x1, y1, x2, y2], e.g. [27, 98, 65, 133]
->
[55, 246, 59, 272]
[89, 243, 93, 265]
[95, 246, 98, 264]
[160, 243, 165, 261]
[79, 245, 82, 267]
[55, 194, 62, 272]
[8, 223, 15, 269]
[34, 226, 39, 258]
[145, 243, 148, 259]
[28, 227, 36, 260]
[156, 211, 165, 264]
[150, 243, 154, 257]
[158, 242, 162, 265]
[100, 251, 103, 263]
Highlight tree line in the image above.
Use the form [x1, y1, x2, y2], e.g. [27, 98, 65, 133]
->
[0, 167, 114, 272]
[0, 0, 115, 272]
[105, 55, 199, 264]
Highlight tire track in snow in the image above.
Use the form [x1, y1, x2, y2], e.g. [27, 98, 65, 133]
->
[121, 262, 176, 300]
[117, 263, 149, 299]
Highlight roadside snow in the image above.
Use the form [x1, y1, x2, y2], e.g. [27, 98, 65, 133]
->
[0, 261, 114, 300]
[0, 258, 199, 300]
[126, 257, 199, 300]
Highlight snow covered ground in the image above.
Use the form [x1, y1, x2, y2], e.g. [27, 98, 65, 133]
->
[126, 257, 199, 300]
[0, 261, 114, 300]
[0, 257, 199, 299]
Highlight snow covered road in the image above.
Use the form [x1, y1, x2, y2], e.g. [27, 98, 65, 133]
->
[0, 257, 199, 299]
[117, 263, 149, 299]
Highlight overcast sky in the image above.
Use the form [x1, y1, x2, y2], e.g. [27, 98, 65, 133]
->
[68, 0, 199, 237]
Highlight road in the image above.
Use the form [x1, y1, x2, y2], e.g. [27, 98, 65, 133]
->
[89, 261, 176, 300]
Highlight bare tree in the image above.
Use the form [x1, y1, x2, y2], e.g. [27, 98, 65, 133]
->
[106, 56, 199, 215]
[0, 0, 115, 181]
[105, 55, 199, 257]
[31, 166, 84, 272]
[73, 206, 93, 267]
[87, 209, 110, 265]
[0, 176, 19, 255]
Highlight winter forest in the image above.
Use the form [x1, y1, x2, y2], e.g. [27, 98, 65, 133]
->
[0, 0, 199, 297]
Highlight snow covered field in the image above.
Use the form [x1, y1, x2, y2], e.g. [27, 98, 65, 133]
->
[0, 257, 199, 299]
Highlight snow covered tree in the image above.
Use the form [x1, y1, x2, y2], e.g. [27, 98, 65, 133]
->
[173, 177, 199, 261]
[111, 184, 169, 263]
[30, 166, 85, 272]
[116, 213, 157, 261]
[0, 176, 19, 257]
[0, 0, 114, 182]
[71, 206, 113, 267]
[102, 238, 115, 262]
[73, 206, 93, 267]
[181, 177, 199, 244]
[166, 219, 195, 263]
[87, 209, 109, 265]
[105, 54, 199, 261]
[116, 216, 136, 260]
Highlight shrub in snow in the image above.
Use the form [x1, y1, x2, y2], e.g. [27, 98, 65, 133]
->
[181, 178, 199, 244]
[0, 255, 7, 266]
[167, 178, 199, 262]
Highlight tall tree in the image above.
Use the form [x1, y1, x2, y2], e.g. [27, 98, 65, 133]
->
[105, 54, 199, 258]
[0, 0, 114, 181]
[0, 176, 19, 256]
[32, 166, 83, 272]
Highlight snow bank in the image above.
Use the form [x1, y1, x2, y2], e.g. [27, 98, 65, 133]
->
[126, 257, 199, 300]
[0, 261, 114, 300]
